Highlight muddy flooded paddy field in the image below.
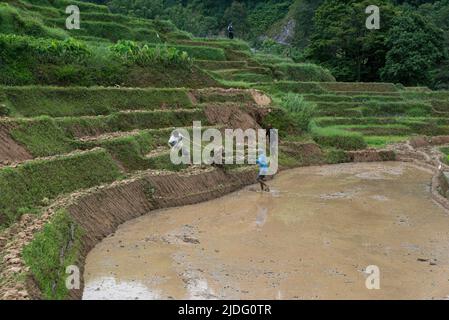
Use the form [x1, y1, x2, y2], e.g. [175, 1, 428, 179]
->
[83, 162, 449, 300]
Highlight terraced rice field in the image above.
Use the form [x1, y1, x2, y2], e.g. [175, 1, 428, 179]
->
[1, 0, 449, 301]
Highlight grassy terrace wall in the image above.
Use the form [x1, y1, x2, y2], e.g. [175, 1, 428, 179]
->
[0, 87, 193, 117]
[5, 109, 208, 158]
[255, 81, 400, 95]
[22, 209, 83, 300]
[273, 63, 336, 82]
[0, 148, 121, 226]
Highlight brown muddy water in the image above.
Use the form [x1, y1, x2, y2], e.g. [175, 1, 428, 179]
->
[83, 162, 449, 300]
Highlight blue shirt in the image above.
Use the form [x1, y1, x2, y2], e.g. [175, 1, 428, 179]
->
[256, 154, 268, 175]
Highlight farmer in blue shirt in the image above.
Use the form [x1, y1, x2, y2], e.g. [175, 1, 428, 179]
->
[256, 148, 270, 192]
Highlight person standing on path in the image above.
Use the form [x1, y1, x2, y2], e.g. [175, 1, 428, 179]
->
[256, 148, 270, 192]
[227, 23, 234, 39]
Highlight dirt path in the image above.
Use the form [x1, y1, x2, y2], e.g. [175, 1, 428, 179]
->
[83, 162, 449, 300]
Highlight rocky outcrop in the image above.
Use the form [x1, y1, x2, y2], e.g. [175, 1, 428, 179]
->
[273, 19, 296, 45]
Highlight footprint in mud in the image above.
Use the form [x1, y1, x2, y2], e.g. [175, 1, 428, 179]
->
[395, 215, 410, 226]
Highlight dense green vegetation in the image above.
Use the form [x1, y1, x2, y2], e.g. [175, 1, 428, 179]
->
[89, 0, 449, 89]
[0, 34, 216, 87]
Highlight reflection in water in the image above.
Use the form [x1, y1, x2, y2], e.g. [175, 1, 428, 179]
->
[255, 206, 268, 228]
[83, 277, 160, 300]
[186, 277, 217, 300]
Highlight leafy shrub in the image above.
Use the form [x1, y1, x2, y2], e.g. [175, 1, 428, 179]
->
[0, 34, 91, 64]
[0, 103, 11, 116]
[262, 108, 299, 137]
[281, 93, 316, 132]
[110, 40, 192, 68]
[0, 34, 92, 85]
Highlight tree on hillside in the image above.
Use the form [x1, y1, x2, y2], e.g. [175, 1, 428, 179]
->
[291, 0, 324, 49]
[163, 3, 219, 37]
[247, 1, 292, 38]
[305, 0, 397, 82]
[380, 10, 446, 86]
[108, 0, 164, 19]
[418, 0, 449, 88]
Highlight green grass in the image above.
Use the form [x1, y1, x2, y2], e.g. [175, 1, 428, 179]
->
[22, 209, 83, 300]
[261, 107, 300, 137]
[216, 71, 272, 83]
[256, 81, 326, 95]
[311, 125, 367, 150]
[302, 93, 403, 103]
[274, 63, 336, 82]
[195, 60, 248, 70]
[440, 147, 449, 165]
[315, 116, 449, 127]
[0, 2, 68, 39]
[1, 86, 193, 117]
[10, 116, 74, 156]
[3, 109, 207, 158]
[365, 136, 408, 148]
[314, 101, 432, 117]
[91, 131, 157, 172]
[0, 148, 122, 226]
[194, 90, 254, 104]
[82, 127, 223, 172]
[319, 82, 399, 93]
[332, 124, 413, 136]
[185, 38, 251, 52]
[152, 44, 226, 61]
[47, 19, 162, 43]
[253, 53, 294, 65]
